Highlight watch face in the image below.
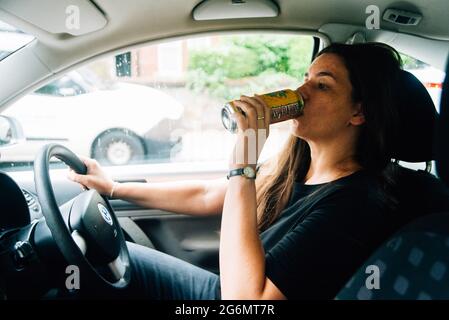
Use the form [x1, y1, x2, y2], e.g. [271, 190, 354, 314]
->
[243, 166, 256, 178]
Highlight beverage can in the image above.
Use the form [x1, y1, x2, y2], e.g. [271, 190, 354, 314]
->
[221, 89, 304, 133]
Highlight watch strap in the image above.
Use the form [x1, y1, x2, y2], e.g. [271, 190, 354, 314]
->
[227, 168, 245, 180]
[227, 167, 256, 179]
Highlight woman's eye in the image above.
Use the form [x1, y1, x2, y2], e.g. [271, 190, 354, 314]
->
[318, 82, 328, 90]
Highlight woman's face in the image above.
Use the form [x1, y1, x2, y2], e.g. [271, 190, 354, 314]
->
[291, 53, 365, 143]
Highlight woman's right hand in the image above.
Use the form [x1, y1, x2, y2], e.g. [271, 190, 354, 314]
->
[67, 156, 115, 196]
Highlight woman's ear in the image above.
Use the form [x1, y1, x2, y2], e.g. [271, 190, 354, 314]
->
[349, 103, 365, 126]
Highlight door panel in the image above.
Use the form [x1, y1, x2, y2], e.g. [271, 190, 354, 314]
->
[132, 213, 220, 274]
[113, 202, 221, 274]
[109, 175, 223, 274]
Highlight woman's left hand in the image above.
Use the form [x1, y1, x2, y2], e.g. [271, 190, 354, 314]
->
[229, 95, 271, 170]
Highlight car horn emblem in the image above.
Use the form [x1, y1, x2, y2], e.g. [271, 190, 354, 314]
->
[98, 203, 113, 226]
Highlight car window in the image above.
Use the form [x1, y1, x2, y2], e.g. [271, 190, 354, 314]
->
[0, 20, 34, 61]
[401, 53, 446, 112]
[0, 33, 314, 171]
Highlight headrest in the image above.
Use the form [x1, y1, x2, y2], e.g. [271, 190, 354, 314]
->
[391, 70, 438, 162]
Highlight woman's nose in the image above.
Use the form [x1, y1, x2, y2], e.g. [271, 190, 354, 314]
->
[296, 84, 308, 101]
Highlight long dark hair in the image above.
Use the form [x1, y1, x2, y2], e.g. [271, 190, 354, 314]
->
[256, 42, 401, 231]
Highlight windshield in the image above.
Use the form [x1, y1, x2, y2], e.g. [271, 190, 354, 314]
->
[0, 20, 35, 61]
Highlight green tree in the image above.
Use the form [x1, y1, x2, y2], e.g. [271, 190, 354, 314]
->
[187, 35, 313, 99]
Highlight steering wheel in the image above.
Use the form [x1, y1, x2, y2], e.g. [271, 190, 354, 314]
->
[34, 144, 131, 292]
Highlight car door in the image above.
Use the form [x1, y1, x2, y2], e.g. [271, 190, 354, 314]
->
[1, 32, 317, 274]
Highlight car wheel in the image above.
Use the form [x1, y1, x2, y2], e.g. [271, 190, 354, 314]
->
[92, 130, 145, 165]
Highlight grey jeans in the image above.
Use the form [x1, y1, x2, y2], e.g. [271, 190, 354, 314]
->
[122, 242, 221, 300]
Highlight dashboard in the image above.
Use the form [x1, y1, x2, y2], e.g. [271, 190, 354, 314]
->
[0, 171, 31, 230]
[0, 171, 44, 233]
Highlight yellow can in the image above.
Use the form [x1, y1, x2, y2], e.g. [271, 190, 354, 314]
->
[221, 89, 304, 133]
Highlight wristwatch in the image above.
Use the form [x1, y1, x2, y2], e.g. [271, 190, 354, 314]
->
[227, 166, 256, 180]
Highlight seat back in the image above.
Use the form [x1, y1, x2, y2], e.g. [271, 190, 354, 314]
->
[337, 212, 449, 300]
[336, 165, 449, 299]
[336, 58, 449, 300]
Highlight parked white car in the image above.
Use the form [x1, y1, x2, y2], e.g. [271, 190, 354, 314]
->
[1, 71, 184, 165]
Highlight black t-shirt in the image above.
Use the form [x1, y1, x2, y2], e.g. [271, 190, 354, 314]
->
[260, 170, 393, 299]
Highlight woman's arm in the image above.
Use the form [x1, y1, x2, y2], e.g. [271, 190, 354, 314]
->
[113, 178, 227, 216]
[219, 95, 286, 299]
[221, 177, 285, 299]
[68, 157, 227, 216]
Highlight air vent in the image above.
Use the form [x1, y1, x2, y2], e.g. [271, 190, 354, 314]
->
[383, 9, 422, 26]
[21, 188, 41, 216]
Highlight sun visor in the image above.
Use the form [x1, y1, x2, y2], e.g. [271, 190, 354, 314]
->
[0, 0, 107, 36]
[193, 0, 279, 21]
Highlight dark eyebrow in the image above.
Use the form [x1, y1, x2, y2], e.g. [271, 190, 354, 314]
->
[304, 71, 337, 81]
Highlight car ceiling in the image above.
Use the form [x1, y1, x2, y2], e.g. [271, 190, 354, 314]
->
[3, 0, 449, 42]
[0, 0, 449, 110]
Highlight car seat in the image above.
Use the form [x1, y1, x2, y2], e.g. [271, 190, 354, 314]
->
[336, 64, 449, 300]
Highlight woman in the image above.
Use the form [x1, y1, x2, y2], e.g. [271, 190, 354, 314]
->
[69, 42, 403, 299]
